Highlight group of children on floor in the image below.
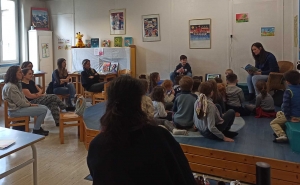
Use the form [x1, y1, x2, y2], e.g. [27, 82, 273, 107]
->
[143, 68, 300, 143]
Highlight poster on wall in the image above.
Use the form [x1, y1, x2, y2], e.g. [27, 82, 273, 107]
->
[294, 16, 298, 47]
[142, 14, 160, 42]
[31, 7, 49, 30]
[236, 13, 249, 23]
[41, 43, 49, 58]
[261, 27, 275, 36]
[189, 19, 211, 49]
[109, 9, 126, 35]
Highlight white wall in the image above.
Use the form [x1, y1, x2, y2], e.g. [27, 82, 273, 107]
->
[293, 0, 299, 64]
[44, 0, 295, 81]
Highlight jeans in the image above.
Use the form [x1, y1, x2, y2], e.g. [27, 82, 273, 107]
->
[247, 74, 268, 95]
[170, 72, 192, 83]
[8, 105, 48, 130]
[201, 109, 235, 140]
[88, 82, 105, 93]
[53, 83, 76, 107]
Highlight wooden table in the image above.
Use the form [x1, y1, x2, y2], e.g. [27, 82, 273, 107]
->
[33, 71, 46, 93]
[0, 79, 4, 107]
[99, 73, 117, 82]
[0, 127, 45, 185]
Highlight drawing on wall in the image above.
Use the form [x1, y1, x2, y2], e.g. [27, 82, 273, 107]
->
[261, 27, 275, 36]
[294, 16, 298, 47]
[142, 14, 160, 42]
[31, 7, 49, 30]
[41, 43, 49, 58]
[110, 9, 126, 35]
[236, 13, 249, 23]
[189, 19, 211, 49]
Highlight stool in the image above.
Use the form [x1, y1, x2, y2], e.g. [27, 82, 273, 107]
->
[4, 101, 30, 132]
[285, 122, 300, 153]
[84, 91, 94, 104]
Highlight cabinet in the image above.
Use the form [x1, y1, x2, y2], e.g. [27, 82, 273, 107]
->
[28, 30, 53, 85]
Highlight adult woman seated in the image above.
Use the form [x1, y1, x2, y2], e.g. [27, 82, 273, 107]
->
[81, 59, 105, 92]
[21, 61, 34, 72]
[2, 66, 49, 136]
[247, 42, 279, 100]
[52, 58, 76, 107]
[87, 76, 196, 185]
[21, 68, 71, 127]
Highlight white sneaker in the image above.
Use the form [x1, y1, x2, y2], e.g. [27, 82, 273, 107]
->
[230, 180, 241, 185]
[172, 128, 187, 135]
[276, 136, 288, 142]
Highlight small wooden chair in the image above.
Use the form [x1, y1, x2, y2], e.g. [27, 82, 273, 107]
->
[4, 101, 30, 132]
[92, 82, 110, 104]
[59, 95, 84, 144]
[118, 69, 131, 76]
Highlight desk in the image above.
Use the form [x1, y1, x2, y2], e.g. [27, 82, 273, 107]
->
[0, 127, 45, 185]
[33, 71, 46, 93]
[0, 80, 4, 106]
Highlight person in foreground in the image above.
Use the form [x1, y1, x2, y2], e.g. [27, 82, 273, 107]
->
[2, 66, 49, 136]
[87, 76, 196, 185]
[194, 82, 238, 142]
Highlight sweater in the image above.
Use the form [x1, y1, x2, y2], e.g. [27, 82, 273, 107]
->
[174, 63, 192, 75]
[255, 52, 279, 75]
[226, 85, 244, 107]
[173, 91, 197, 127]
[81, 68, 100, 91]
[52, 69, 68, 88]
[255, 93, 275, 111]
[87, 125, 196, 185]
[194, 98, 225, 139]
[2, 82, 31, 110]
[282, 84, 300, 121]
[152, 101, 167, 118]
[141, 95, 154, 119]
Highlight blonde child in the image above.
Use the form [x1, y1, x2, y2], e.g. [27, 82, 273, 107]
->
[148, 72, 160, 94]
[225, 69, 233, 77]
[140, 79, 154, 120]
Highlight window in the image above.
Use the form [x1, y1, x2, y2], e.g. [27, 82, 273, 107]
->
[0, 0, 19, 65]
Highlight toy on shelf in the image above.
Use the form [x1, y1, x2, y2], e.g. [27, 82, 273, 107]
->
[102, 40, 111, 47]
[75, 32, 85, 48]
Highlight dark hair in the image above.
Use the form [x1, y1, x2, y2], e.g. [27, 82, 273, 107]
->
[82, 59, 90, 69]
[57, 58, 68, 78]
[214, 77, 223, 83]
[284, 70, 300, 85]
[251, 42, 267, 64]
[192, 79, 201, 92]
[180, 55, 187, 61]
[139, 79, 148, 95]
[174, 75, 182, 85]
[151, 86, 165, 102]
[226, 73, 238, 83]
[4, 66, 20, 84]
[100, 76, 148, 147]
[21, 68, 32, 76]
[149, 72, 159, 93]
[21, 61, 33, 69]
[207, 80, 221, 103]
[255, 80, 267, 99]
[179, 76, 193, 91]
[199, 82, 213, 96]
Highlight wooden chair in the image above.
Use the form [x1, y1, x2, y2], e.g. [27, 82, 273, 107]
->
[118, 69, 131, 76]
[59, 95, 84, 144]
[4, 101, 30, 132]
[92, 82, 110, 104]
[84, 91, 94, 99]
[266, 61, 294, 92]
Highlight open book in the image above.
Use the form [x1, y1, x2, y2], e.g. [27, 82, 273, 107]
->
[241, 64, 259, 73]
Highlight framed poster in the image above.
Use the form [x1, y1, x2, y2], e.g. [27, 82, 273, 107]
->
[189, 19, 211, 49]
[31, 7, 49, 30]
[142, 14, 160, 42]
[109, 9, 126, 35]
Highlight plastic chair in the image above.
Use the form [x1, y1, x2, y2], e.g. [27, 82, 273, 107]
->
[4, 101, 30, 132]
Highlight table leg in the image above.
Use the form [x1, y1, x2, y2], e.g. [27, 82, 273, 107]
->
[31, 144, 37, 185]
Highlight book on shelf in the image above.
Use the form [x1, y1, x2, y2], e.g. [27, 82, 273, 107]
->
[124, 37, 133, 47]
[114, 37, 123, 47]
[91, 38, 100, 48]
[109, 62, 119, 73]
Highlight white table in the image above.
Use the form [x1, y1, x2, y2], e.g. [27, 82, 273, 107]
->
[0, 127, 45, 184]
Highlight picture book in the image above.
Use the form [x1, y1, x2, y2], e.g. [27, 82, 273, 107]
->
[91, 38, 100, 48]
[242, 64, 259, 72]
[110, 62, 119, 73]
[124, 37, 133, 47]
[114, 37, 123, 47]
[85, 40, 91, 48]
[100, 62, 111, 73]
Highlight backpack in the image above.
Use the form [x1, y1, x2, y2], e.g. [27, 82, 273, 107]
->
[46, 82, 54, 94]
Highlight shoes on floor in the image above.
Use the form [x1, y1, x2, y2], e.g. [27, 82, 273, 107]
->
[32, 127, 49, 136]
[223, 131, 239, 138]
[274, 136, 288, 143]
[172, 128, 187, 135]
[230, 180, 241, 185]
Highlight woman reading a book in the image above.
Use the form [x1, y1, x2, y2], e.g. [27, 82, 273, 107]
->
[81, 59, 105, 92]
[247, 42, 279, 101]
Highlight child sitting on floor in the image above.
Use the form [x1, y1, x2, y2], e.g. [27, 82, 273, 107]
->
[151, 86, 172, 121]
[207, 80, 226, 114]
[226, 74, 250, 116]
[225, 69, 233, 76]
[173, 76, 197, 129]
[245, 80, 275, 118]
[148, 72, 160, 94]
[173, 75, 182, 98]
[140, 79, 154, 120]
[161, 79, 175, 110]
[193, 82, 238, 142]
[270, 70, 300, 143]
[192, 79, 201, 96]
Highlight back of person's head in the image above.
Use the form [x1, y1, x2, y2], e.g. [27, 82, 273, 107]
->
[4, 66, 20, 84]
[100, 76, 148, 146]
[161, 80, 173, 90]
[199, 82, 213, 97]
[217, 83, 226, 98]
[151, 86, 165, 102]
[149, 72, 159, 93]
[179, 76, 193, 91]
[214, 77, 223, 83]
[174, 75, 182, 85]
[139, 79, 148, 95]
[207, 80, 220, 102]
[225, 69, 233, 75]
[180, 55, 187, 61]
[226, 73, 238, 84]
[21, 61, 33, 69]
[255, 80, 267, 99]
[192, 79, 201, 92]
[284, 70, 300, 85]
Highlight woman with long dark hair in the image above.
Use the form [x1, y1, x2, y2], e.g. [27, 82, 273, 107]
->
[247, 42, 279, 100]
[81, 59, 105, 92]
[87, 76, 196, 185]
[52, 58, 76, 107]
[2, 66, 49, 135]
